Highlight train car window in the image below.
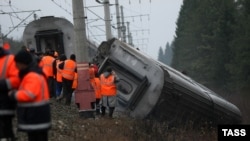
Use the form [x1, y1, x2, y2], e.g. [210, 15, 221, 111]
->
[117, 79, 133, 95]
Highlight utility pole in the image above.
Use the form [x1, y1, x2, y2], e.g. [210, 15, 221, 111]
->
[72, 0, 95, 118]
[115, 0, 121, 39]
[72, 0, 88, 62]
[96, 0, 112, 40]
[103, 0, 112, 40]
[127, 22, 133, 46]
[120, 6, 126, 43]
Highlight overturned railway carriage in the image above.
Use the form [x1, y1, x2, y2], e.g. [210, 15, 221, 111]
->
[94, 38, 242, 125]
[23, 16, 97, 58]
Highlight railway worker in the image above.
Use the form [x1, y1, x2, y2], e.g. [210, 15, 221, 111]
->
[90, 74, 101, 115]
[8, 50, 51, 141]
[59, 54, 77, 106]
[55, 54, 67, 101]
[0, 44, 20, 141]
[41, 49, 57, 98]
[99, 67, 119, 118]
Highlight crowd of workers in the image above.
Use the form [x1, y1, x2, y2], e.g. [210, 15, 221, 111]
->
[0, 42, 119, 141]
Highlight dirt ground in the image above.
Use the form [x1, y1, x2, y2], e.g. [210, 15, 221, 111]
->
[14, 98, 218, 141]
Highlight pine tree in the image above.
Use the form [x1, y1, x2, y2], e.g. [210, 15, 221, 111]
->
[157, 47, 164, 63]
[172, 0, 236, 90]
[227, 0, 250, 93]
[164, 42, 173, 66]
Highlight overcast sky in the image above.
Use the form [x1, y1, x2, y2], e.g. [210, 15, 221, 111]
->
[0, 0, 183, 59]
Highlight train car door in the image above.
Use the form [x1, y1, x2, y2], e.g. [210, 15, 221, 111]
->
[34, 29, 64, 54]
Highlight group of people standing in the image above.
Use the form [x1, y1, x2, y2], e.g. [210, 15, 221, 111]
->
[0, 43, 77, 141]
[34, 47, 77, 106]
[0, 42, 119, 141]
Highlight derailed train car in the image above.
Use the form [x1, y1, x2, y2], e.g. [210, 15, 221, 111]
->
[23, 16, 97, 58]
[94, 38, 242, 125]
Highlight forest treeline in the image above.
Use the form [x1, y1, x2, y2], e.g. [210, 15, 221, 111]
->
[158, 0, 250, 95]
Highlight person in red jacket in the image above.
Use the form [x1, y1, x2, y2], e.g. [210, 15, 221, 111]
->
[8, 50, 51, 141]
[0, 44, 20, 141]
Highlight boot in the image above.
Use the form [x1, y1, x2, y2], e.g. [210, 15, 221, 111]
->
[109, 107, 115, 118]
[101, 106, 106, 116]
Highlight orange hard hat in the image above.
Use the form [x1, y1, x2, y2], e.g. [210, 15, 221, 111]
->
[3, 42, 10, 50]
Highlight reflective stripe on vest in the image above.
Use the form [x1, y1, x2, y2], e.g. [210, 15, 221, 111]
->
[18, 122, 51, 130]
[0, 110, 15, 115]
[18, 101, 50, 107]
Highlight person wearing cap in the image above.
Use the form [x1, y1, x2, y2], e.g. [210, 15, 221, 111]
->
[99, 67, 119, 118]
[8, 50, 51, 141]
[0, 44, 20, 140]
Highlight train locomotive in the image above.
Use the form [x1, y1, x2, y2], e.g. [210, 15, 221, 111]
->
[94, 38, 242, 125]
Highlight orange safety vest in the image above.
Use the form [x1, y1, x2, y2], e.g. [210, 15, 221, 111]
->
[15, 72, 50, 102]
[0, 54, 20, 116]
[90, 77, 101, 99]
[41, 55, 55, 77]
[72, 72, 78, 89]
[61, 59, 76, 80]
[100, 73, 116, 96]
[0, 54, 20, 89]
[56, 60, 63, 82]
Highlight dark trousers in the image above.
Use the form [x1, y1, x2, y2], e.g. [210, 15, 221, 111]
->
[62, 78, 73, 105]
[56, 81, 63, 97]
[101, 106, 115, 117]
[27, 131, 48, 141]
[96, 98, 101, 115]
[0, 116, 14, 139]
[48, 77, 56, 98]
